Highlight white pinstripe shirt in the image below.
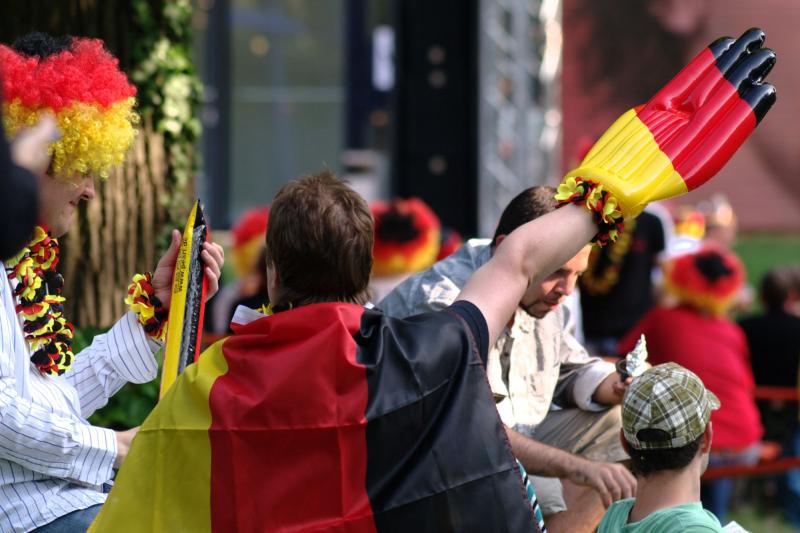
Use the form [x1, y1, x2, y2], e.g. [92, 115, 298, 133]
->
[0, 262, 159, 532]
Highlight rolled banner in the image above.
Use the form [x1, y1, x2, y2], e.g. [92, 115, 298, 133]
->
[160, 200, 208, 398]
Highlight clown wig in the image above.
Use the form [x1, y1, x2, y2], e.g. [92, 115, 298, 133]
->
[1, 32, 138, 181]
[663, 245, 745, 317]
[371, 197, 441, 276]
[231, 206, 270, 278]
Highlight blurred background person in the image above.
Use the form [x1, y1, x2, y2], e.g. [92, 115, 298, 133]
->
[368, 197, 441, 302]
[619, 246, 763, 523]
[739, 266, 800, 527]
[579, 209, 669, 356]
[206, 206, 269, 334]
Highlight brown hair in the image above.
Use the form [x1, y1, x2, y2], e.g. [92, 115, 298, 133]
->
[266, 169, 373, 307]
[492, 186, 557, 245]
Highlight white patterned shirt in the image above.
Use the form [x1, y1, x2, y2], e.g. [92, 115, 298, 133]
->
[0, 262, 159, 532]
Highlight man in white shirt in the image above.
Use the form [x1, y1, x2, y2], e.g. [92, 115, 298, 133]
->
[379, 186, 636, 532]
[0, 33, 223, 532]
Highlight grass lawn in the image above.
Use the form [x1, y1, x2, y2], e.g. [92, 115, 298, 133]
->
[735, 233, 800, 291]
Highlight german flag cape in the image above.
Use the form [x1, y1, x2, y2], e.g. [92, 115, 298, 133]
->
[91, 303, 535, 532]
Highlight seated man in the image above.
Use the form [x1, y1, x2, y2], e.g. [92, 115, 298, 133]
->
[379, 186, 635, 531]
[0, 33, 225, 532]
[598, 363, 724, 532]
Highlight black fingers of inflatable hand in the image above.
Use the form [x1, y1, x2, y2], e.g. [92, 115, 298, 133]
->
[727, 48, 776, 92]
[743, 83, 777, 123]
[715, 28, 766, 74]
[708, 36, 735, 60]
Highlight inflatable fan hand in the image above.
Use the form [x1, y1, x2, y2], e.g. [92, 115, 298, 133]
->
[566, 28, 777, 218]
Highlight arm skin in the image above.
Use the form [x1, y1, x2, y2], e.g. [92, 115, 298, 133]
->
[457, 204, 595, 346]
[507, 427, 636, 508]
[457, 205, 636, 506]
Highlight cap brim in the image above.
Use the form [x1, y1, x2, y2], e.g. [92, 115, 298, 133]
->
[706, 389, 721, 410]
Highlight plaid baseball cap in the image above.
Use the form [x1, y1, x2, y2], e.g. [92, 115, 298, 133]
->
[622, 363, 720, 450]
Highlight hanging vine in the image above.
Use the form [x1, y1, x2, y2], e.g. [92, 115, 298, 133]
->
[130, 0, 203, 240]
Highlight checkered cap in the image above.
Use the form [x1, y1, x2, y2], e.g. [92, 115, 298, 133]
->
[622, 363, 720, 450]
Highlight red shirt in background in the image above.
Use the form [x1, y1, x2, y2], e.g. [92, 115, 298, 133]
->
[618, 306, 763, 450]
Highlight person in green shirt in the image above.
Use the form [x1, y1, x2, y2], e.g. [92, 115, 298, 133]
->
[598, 363, 724, 532]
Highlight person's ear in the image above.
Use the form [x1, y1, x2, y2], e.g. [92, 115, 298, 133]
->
[647, 0, 708, 36]
[266, 262, 281, 303]
[494, 234, 506, 246]
[699, 422, 713, 453]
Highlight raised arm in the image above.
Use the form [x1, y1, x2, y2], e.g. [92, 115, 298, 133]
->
[457, 205, 594, 344]
[458, 28, 777, 346]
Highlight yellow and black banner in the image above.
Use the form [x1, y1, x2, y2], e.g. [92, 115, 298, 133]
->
[160, 200, 208, 398]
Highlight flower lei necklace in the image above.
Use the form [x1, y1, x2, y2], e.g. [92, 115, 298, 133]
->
[580, 219, 637, 296]
[5, 226, 75, 376]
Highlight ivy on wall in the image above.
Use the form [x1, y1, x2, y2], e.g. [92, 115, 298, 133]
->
[131, 0, 203, 238]
[89, 0, 204, 429]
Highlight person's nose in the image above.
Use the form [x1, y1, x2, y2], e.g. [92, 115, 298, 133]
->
[556, 275, 577, 297]
[81, 178, 96, 201]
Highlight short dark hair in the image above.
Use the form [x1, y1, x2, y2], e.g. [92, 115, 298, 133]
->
[626, 433, 703, 477]
[492, 186, 557, 245]
[760, 267, 793, 313]
[266, 169, 373, 307]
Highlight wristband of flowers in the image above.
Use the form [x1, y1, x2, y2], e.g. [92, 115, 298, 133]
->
[555, 177, 625, 246]
[125, 272, 168, 341]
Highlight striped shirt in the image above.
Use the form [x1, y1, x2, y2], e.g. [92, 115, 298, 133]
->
[0, 262, 159, 532]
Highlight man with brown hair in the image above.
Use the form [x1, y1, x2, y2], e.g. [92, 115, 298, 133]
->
[597, 363, 723, 532]
[379, 186, 635, 532]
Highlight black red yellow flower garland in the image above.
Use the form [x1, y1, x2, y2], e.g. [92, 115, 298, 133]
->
[555, 177, 625, 246]
[5, 226, 75, 376]
[125, 273, 168, 341]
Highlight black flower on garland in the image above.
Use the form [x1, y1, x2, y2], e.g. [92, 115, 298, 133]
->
[5, 226, 75, 375]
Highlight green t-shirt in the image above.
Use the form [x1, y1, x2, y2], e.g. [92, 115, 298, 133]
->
[597, 498, 723, 532]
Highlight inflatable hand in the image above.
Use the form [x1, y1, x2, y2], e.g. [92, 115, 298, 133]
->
[565, 28, 776, 218]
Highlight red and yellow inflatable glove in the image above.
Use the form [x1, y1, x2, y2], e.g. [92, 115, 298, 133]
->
[564, 28, 776, 220]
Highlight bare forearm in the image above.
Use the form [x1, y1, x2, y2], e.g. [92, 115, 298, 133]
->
[506, 426, 581, 479]
[508, 426, 638, 507]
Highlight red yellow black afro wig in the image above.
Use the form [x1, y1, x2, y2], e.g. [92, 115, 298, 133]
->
[371, 198, 441, 276]
[663, 245, 745, 317]
[231, 206, 270, 278]
[1, 33, 138, 181]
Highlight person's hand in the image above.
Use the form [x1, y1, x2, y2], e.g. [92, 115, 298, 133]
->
[151, 229, 225, 309]
[611, 376, 633, 399]
[592, 372, 633, 405]
[565, 28, 776, 218]
[10, 114, 59, 175]
[113, 427, 140, 469]
[568, 458, 637, 508]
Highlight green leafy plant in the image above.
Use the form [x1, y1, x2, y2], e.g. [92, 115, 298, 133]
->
[88, 0, 202, 429]
[131, 0, 203, 239]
